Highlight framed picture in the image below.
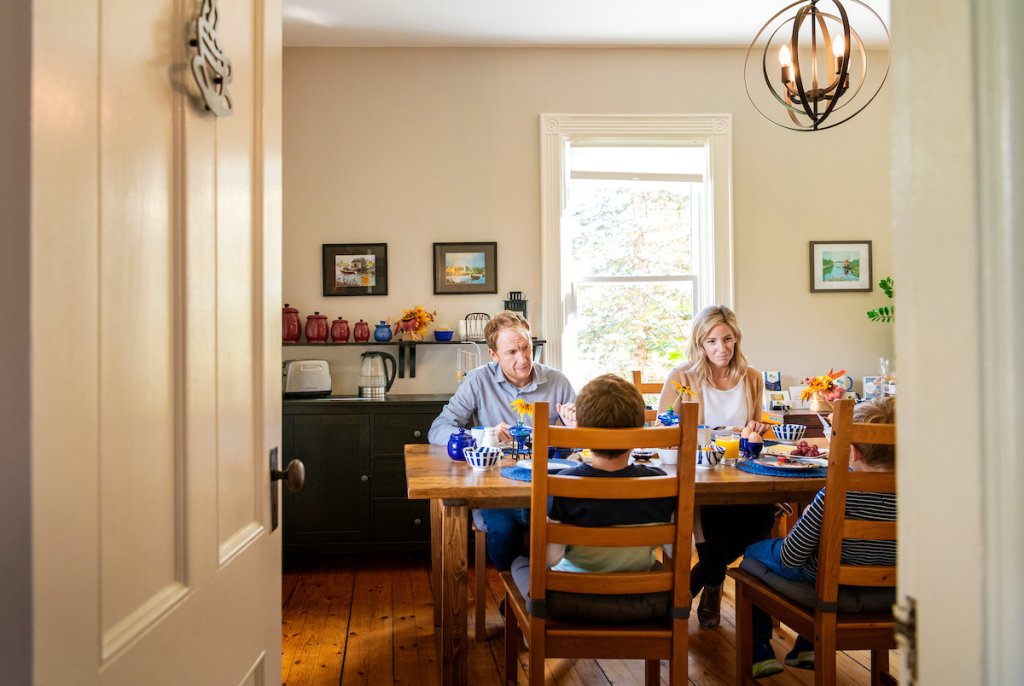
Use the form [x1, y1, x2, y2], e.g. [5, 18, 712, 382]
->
[789, 386, 810, 410]
[433, 242, 498, 295]
[862, 375, 883, 399]
[766, 389, 792, 411]
[322, 243, 388, 296]
[809, 240, 872, 292]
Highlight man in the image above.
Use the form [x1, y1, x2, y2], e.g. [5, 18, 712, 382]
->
[429, 311, 576, 570]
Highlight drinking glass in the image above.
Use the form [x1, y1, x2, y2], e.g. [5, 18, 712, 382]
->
[714, 433, 742, 466]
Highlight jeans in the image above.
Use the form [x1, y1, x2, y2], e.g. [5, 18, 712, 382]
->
[479, 508, 530, 571]
[744, 538, 813, 641]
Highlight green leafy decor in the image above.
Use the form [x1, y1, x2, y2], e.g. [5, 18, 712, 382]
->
[867, 277, 895, 322]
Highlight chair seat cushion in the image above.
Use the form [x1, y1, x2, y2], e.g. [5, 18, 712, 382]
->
[738, 558, 895, 614]
[510, 557, 671, 623]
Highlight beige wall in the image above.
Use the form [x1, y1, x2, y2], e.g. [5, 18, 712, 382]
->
[283, 47, 893, 396]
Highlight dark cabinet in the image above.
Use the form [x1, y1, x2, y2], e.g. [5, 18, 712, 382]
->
[282, 395, 448, 554]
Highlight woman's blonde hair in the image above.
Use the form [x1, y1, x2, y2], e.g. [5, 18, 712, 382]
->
[686, 305, 749, 387]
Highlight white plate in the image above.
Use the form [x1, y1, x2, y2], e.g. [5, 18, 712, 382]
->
[516, 458, 576, 472]
[762, 444, 828, 459]
[753, 455, 828, 469]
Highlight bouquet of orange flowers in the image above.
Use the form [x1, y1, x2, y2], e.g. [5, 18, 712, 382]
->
[394, 306, 436, 339]
[801, 368, 847, 402]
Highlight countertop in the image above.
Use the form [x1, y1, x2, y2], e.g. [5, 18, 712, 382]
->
[283, 393, 452, 406]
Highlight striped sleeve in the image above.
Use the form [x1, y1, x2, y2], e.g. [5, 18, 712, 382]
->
[779, 489, 826, 569]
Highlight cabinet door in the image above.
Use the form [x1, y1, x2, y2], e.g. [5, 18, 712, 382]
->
[283, 413, 370, 550]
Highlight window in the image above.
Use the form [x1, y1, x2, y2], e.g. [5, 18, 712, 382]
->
[539, 115, 733, 389]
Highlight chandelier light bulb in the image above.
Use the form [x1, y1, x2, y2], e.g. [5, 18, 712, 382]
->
[779, 43, 793, 66]
[832, 34, 845, 57]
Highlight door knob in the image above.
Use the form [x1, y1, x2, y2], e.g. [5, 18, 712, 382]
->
[271, 459, 305, 492]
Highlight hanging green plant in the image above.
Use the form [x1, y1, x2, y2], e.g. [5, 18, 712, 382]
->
[866, 277, 895, 322]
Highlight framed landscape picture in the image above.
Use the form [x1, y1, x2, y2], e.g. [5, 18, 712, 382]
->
[809, 240, 872, 292]
[433, 242, 498, 295]
[322, 243, 388, 296]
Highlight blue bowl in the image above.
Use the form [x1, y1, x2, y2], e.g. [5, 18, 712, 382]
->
[434, 330, 454, 341]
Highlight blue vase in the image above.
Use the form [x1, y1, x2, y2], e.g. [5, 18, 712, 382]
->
[373, 321, 393, 342]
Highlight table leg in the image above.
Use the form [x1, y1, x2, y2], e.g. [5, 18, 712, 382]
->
[440, 501, 469, 686]
[430, 499, 442, 627]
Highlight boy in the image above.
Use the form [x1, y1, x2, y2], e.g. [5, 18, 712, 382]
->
[509, 374, 676, 620]
[745, 396, 897, 678]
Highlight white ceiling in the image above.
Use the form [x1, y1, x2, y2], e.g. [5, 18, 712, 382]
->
[283, 0, 892, 48]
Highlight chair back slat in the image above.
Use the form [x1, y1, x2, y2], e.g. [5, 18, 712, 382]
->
[843, 520, 896, 540]
[547, 474, 678, 499]
[548, 570, 674, 595]
[847, 471, 896, 493]
[547, 523, 676, 547]
[546, 425, 680, 450]
[838, 565, 896, 587]
[632, 370, 664, 395]
[815, 399, 897, 606]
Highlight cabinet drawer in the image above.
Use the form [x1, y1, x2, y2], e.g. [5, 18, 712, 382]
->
[373, 412, 435, 454]
[373, 500, 430, 542]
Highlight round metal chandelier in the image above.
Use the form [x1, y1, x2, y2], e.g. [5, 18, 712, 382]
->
[744, 0, 890, 131]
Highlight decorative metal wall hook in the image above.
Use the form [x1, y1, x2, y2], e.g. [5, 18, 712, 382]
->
[189, 0, 233, 116]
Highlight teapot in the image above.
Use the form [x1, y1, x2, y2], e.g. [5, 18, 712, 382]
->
[358, 351, 397, 398]
[447, 429, 476, 461]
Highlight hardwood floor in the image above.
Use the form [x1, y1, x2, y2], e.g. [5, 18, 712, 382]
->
[281, 553, 899, 685]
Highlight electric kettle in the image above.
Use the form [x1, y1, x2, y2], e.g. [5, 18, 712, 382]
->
[359, 351, 397, 398]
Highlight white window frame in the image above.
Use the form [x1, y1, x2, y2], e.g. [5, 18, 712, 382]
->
[539, 114, 734, 369]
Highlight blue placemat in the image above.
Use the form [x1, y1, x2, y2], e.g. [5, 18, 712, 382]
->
[500, 458, 576, 482]
[737, 458, 826, 478]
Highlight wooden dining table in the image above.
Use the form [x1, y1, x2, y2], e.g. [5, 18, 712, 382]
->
[404, 440, 828, 686]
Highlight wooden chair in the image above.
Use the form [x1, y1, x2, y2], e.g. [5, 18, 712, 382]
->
[632, 370, 664, 424]
[500, 401, 698, 685]
[728, 399, 897, 686]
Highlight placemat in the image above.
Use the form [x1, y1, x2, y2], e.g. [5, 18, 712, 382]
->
[499, 459, 576, 482]
[737, 458, 827, 479]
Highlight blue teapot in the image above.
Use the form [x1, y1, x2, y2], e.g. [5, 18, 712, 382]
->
[373, 320, 393, 342]
[447, 429, 476, 461]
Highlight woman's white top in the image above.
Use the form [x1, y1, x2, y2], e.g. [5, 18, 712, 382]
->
[703, 381, 747, 428]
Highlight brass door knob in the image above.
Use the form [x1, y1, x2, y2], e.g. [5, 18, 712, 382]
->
[271, 459, 305, 492]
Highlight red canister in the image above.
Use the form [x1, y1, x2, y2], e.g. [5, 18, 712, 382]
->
[353, 319, 370, 342]
[331, 317, 350, 343]
[282, 304, 301, 343]
[305, 312, 328, 343]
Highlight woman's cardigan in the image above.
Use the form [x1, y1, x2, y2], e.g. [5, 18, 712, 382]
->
[656, 363, 763, 427]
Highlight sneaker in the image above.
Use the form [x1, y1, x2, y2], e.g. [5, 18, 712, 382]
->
[784, 639, 815, 670]
[784, 648, 814, 669]
[752, 641, 783, 679]
[752, 657, 783, 679]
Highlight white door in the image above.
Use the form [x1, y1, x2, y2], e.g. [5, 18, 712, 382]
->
[31, 0, 283, 683]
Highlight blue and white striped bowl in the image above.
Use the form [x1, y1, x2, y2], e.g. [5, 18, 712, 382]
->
[464, 446, 502, 471]
[773, 424, 807, 443]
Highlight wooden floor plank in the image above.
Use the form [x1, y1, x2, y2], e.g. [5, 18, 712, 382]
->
[283, 553, 898, 686]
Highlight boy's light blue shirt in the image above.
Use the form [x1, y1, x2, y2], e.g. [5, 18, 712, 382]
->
[428, 361, 576, 445]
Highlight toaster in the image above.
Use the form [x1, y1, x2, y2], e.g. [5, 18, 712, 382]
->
[283, 359, 332, 397]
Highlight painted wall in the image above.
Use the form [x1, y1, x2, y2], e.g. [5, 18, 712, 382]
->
[283, 47, 893, 397]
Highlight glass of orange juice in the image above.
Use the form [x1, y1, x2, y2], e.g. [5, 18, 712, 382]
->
[714, 433, 742, 465]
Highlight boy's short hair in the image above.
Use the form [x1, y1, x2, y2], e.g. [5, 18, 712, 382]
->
[853, 396, 896, 468]
[576, 374, 646, 433]
[484, 311, 530, 351]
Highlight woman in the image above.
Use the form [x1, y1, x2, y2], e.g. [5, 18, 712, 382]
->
[658, 305, 774, 628]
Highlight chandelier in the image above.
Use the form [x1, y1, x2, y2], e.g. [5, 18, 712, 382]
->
[744, 0, 890, 131]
